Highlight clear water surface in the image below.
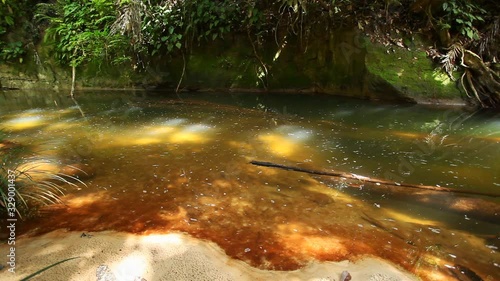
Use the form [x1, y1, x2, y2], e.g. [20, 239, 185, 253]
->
[1, 90, 499, 280]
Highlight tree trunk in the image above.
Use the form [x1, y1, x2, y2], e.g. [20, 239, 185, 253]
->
[70, 64, 76, 98]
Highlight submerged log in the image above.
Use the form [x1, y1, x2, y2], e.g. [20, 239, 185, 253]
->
[250, 160, 500, 198]
[250, 160, 500, 222]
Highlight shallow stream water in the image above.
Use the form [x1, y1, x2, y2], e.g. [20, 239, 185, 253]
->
[1, 90, 499, 280]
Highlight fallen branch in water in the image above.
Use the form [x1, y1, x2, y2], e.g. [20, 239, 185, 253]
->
[250, 160, 500, 198]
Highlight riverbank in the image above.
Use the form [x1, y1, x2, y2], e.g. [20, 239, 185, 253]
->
[0, 230, 419, 281]
[0, 30, 463, 105]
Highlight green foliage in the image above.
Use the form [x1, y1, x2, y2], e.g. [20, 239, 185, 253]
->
[142, 3, 184, 56]
[0, 0, 28, 62]
[141, 0, 244, 57]
[36, 0, 130, 67]
[440, 0, 486, 40]
[186, 0, 240, 41]
[0, 41, 25, 62]
[0, 0, 18, 35]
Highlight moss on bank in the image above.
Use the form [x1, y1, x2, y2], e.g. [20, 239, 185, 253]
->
[365, 39, 462, 102]
[0, 30, 463, 104]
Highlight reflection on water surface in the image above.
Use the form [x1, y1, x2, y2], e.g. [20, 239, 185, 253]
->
[1, 91, 499, 280]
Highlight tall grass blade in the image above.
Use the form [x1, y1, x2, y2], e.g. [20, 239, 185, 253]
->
[20, 257, 80, 281]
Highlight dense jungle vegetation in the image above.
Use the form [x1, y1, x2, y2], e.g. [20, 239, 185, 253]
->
[0, 0, 499, 108]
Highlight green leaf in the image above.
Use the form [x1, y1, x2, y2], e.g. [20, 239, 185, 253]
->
[466, 29, 474, 39]
[5, 15, 14, 26]
[175, 42, 182, 49]
[161, 36, 168, 42]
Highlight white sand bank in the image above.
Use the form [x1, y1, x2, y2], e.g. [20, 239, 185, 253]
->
[0, 230, 419, 281]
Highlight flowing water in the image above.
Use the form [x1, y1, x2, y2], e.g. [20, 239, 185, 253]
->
[1, 90, 499, 280]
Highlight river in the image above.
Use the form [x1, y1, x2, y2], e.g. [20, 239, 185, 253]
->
[1, 90, 499, 280]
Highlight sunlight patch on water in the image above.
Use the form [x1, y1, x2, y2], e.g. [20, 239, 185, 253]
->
[275, 125, 313, 140]
[382, 209, 441, 226]
[65, 192, 108, 208]
[2, 107, 82, 132]
[169, 124, 212, 144]
[16, 159, 62, 182]
[276, 222, 349, 258]
[105, 121, 214, 146]
[45, 118, 81, 132]
[258, 134, 297, 157]
[258, 126, 314, 158]
[144, 126, 176, 136]
[133, 137, 164, 145]
[4, 115, 46, 131]
[161, 118, 188, 126]
[183, 124, 212, 133]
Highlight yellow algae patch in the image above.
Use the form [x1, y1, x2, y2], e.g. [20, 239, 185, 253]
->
[258, 134, 297, 157]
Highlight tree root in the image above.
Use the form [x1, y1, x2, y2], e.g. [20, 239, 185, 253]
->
[460, 50, 500, 109]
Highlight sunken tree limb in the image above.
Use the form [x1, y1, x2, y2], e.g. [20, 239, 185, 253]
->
[250, 160, 500, 198]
